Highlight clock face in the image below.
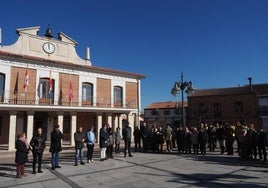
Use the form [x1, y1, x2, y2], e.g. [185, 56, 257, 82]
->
[43, 42, 55, 54]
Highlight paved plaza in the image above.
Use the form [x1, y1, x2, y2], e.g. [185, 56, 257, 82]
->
[0, 147, 267, 188]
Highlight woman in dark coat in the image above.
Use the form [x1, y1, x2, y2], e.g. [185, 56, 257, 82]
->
[30, 127, 46, 174]
[15, 132, 29, 178]
[49, 125, 63, 170]
[99, 124, 109, 161]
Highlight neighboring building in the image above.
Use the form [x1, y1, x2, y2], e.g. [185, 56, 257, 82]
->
[0, 26, 145, 150]
[144, 101, 188, 128]
[188, 81, 268, 130]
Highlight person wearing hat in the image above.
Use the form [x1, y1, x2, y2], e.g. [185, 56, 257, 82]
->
[49, 125, 63, 170]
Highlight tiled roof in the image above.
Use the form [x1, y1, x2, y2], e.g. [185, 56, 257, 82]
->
[189, 84, 268, 97]
[145, 101, 188, 109]
[0, 50, 146, 79]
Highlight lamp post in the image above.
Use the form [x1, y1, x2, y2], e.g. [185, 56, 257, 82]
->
[171, 72, 196, 127]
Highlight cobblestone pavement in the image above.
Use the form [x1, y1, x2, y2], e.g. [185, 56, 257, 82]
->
[0, 148, 267, 188]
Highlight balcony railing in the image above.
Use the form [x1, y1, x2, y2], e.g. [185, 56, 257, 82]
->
[0, 90, 137, 109]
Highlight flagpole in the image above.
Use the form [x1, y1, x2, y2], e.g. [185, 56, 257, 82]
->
[24, 66, 29, 104]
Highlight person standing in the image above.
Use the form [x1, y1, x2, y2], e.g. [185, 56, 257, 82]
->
[123, 121, 133, 157]
[133, 125, 141, 152]
[107, 127, 114, 159]
[99, 124, 109, 161]
[156, 127, 165, 153]
[256, 128, 267, 161]
[30, 128, 46, 174]
[217, 124, 226, 154]
[246, 124, 258, 159]
[198, 127, 208, 155]
[86, 126, 96, 163]
[74, 127, 85, 166]
[225, 123, 235, 155]
[141, 123, 150, 153]
[15, 132, 29, 178]
[176, 127, 185, 154]
[191, 127, 199, 155]
[49, 124, 63, 170]
[165, 124, 173, 152]
[114, 127, 121, 153]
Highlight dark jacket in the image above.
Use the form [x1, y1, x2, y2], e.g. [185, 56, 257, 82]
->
[198, 131, 208, 144]
[99, 128, 109, 148]
[133, 127, 141, 141]
[74, 131, 85, 149]
[123, 126, 132, 141]
[15, 139, 28, 165]
[49, 130, 63, 153]
[30, 134, 46, 154]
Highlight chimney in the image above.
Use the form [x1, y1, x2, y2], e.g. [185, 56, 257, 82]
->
[86, 47, 90, 63]
[0, 28, 2, 45]
[248, 77, 253, 92]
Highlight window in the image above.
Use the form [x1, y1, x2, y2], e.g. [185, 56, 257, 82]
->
[164, 109, 170, 115]
[198, 103, 205, 116]
[82, 83, 93, 105]
[259, 97, 268, 106]
[235, 101, 243, 113]
[0, 73, 5, 102]
[151, 109, 159, 115]
[214, 103, 221, 117]
[39, 78, 54, 105]
[114, 86, 123, 107]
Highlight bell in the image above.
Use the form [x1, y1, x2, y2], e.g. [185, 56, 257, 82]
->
[44, 25, 53, 38]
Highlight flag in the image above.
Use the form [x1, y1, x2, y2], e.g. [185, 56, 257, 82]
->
[49, 70, 53, 92]
[68, 81, 73, 101]
[59, 78, 63, 105]
[23, 68, 29, 92]
[14, 71, 19, 95]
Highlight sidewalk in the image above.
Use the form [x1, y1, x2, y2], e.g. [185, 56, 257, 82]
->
[0, 147, 267, 188]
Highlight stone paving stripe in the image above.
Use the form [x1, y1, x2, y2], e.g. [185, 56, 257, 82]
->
[44, 164, 82, 188]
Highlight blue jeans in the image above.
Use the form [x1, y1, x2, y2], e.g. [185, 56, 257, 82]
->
[75, 148, 84, 164]
[51, 152, 59, 168]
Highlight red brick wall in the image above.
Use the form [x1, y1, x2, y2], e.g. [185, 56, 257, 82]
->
[10, 67, 36, 104]
[96, 78, 111, 107]
[58, 73, 79, 106]
[126, 82, 138, 108]
[188, 93, 260, 128]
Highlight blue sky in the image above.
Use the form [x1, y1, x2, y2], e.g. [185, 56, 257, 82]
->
[1, 0, 268, 110]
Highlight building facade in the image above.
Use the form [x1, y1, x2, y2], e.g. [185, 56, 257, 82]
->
[187, 83, 268, 130]
[0, 26, 145, 151]
[144, 101, 188, 128]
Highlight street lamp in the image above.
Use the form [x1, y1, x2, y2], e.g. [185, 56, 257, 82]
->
[171, 72, 196, 127]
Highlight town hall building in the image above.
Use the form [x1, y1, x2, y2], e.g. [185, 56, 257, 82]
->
[0, 26, 145, 151]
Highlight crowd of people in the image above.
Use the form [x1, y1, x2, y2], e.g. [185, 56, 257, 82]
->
[14, 121, 267, 178]
[14, 121, 134, 178]
[133, 122, 267, 161]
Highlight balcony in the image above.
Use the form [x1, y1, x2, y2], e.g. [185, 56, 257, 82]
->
[0, 90, 137, 109]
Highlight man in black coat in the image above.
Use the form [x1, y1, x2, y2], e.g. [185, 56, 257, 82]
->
[49, 125, 63, 170]
[256, 129, 267, 161]
[123, 121, 133, 157]
[141, 123, 149, 153]
[30, 128, 46, 174]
